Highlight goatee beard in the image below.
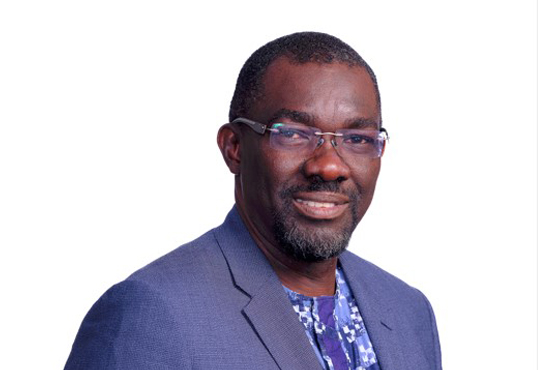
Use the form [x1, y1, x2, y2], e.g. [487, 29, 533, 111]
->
[272, 181, 360, 262]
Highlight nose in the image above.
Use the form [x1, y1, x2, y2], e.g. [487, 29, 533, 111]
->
[303, 137, 350, 182]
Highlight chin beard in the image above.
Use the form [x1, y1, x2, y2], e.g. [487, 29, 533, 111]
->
[272, 182, 360, 262]
[273, 216, 353, 262]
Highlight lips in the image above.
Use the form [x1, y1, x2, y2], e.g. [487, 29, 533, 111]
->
[292, 192, 350, 220]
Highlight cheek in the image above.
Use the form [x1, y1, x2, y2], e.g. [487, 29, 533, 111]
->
[241, 144, 300, 203]
[239, 142, 269, 200]
[262, 158, 302, 205]
[257, 143, 303, 188]
[354, 160, 381, 205]
[269, 155, 301, 180]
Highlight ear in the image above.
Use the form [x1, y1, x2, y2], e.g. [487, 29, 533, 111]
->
[217, 123, 241, 175]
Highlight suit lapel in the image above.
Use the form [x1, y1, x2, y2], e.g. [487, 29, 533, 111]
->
[242, 273, 322, 370]
[339, 252, 408, 370]
[214, 207, 322, 370]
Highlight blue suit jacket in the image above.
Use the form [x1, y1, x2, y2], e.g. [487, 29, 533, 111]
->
[65, 207, 442, 369]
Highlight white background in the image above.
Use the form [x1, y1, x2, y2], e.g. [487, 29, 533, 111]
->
[0, 1, 550, 369]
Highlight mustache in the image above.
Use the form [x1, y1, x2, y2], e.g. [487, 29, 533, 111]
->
[279, 180, 360, 202]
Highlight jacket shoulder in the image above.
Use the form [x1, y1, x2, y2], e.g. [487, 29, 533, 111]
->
[126, 228, 226, 288]
[65, 229, 229, 369]
[65, 278, 192, 369]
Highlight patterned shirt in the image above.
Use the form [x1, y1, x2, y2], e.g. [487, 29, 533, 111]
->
[284, 267, 380, 370]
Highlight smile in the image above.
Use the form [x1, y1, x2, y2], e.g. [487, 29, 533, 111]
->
[292, 192, 350, 220]
[295, 199, 337, 208]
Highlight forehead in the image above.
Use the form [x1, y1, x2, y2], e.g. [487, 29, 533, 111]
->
[249, 58, 381, 128]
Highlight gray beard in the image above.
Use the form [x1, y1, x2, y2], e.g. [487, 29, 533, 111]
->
[272, 182, 360, 262]
[273, 215, 354, 262]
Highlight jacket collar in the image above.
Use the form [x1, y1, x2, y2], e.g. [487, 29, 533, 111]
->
[213, 206, 410, 370]
[340, 252, 410, 370]
[213, 206, 322, 370]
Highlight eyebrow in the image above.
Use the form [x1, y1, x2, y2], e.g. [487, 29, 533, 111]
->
[268, 109, 313, 125]
[346, 118, 381, 130]
[268, 109, 381, 129]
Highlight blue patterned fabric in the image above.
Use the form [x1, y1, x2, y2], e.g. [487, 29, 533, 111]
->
[284, 267, 380, 370]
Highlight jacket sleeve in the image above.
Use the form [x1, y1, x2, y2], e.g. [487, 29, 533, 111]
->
[416, 289, 443, 370]
[64, 280, 191, 370]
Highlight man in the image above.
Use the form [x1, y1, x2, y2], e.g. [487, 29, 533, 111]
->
[65, 32, 442, 369]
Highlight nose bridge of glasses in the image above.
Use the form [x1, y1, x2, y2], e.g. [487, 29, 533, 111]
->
[315, 131, 343, 148]
[305, 131, 350, 181]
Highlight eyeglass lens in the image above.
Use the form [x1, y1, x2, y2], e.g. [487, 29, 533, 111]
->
[269, 123, 385, 158]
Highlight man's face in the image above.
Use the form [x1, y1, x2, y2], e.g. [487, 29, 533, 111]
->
[238, 58, 382, 261]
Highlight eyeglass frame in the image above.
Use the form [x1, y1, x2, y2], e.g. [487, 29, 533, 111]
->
[230, 117, 389, 156]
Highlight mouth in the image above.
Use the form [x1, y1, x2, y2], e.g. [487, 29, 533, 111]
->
[292, 192, 350, 220]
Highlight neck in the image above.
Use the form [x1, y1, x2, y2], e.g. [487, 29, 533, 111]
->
[268, 253, 338, 297]
[235, 191, 338, 297]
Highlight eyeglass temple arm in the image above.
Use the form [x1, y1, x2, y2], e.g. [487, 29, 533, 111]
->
[231, 118, 267, 135]
[380, 127, 389, 141]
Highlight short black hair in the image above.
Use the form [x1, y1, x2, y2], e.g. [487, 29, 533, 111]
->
[229, 32, 380, 122]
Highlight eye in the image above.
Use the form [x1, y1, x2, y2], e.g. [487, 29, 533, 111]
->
[344, 134, 375, 145]
[279, 128, 303, 139]
[273, 125, 311, 141]
[270, 124, 313, 149]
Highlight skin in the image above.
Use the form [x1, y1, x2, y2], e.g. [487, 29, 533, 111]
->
[217, 57, 382, 296]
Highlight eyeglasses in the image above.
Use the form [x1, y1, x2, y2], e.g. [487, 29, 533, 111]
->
[231, 117, 389, 158]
